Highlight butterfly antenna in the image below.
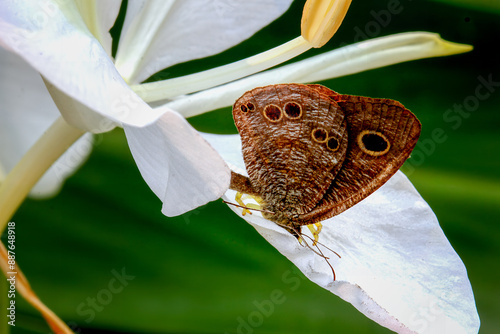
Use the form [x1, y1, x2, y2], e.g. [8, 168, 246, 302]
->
[222, 200, 275, 215]
[298, 231, 337, 281]
[310, 238, 341, 259]
[285, 225, 340, 259]
[296, 229, 328, 257]
[273, 223, 340, 258]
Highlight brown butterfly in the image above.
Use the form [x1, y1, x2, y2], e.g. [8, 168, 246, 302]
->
[229, 83, 420, 237]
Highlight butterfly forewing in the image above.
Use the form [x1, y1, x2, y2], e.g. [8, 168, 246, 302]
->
[233, 84, 348, 218]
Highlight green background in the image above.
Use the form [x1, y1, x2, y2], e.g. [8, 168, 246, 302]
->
[3, 0, 499, 333]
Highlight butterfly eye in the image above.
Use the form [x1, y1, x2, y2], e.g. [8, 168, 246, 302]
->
[263, 104, 282, 122]
[357, 130, 390, 156]
[312, 128, 327, 142]
[327, 138, 339, 151]
[240, 102, 255, 113]
[284, 102, 302, 119]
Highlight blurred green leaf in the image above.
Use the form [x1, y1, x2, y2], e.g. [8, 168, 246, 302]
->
[428, 0, 500, 14]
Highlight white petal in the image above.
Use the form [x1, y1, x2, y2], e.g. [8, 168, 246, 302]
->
[204, 133, 480, 334]
[115, 0, 293, 83]
[0, 1, 164, 131]
[42, 78, 117, 134]
[0, 47, 93, 197]
[166, 32, 471, 118]
[75, 0, 122, 56]
[30, 133, 94, 198]
[124, 110, 231, 216]
[201, 133, 244, 171]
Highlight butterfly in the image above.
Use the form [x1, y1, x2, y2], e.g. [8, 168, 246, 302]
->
[229, 83, 421, 237]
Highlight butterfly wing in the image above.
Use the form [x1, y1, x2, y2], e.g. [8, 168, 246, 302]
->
[232, 84, 348, 219]
[296, 85, 421, 225]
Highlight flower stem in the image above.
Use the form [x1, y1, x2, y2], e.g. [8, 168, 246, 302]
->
[0, 116, 85, 234]
[0, 270, 8, 334]
[131, 36, 312, 102]
[0, 164, 5, 185]
[0, 242, 74, 333]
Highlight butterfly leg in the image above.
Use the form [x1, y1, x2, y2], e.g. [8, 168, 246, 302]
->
[234, 192, 263, 216]
[307, 222, 323, 246]
[229, 171, 269, 215]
